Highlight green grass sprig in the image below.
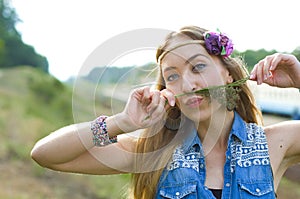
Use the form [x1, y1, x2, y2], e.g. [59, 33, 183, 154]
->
[174, 76, 250, 98]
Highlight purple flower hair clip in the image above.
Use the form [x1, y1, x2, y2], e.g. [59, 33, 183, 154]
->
[204, 30, 234, 58]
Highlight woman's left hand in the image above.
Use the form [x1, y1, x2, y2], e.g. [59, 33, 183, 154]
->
[250, 53, 300, 88]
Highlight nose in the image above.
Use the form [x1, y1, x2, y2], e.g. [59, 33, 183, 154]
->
[181, 72, 201, 94]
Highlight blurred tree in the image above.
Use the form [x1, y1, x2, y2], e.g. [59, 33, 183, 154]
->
[0, 0, 19, 37]
[0, 0, 49, 72]
[292, 47, 300, 61]
[242, 49, 277, 70]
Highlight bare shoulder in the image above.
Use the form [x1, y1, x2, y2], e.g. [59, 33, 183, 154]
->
[264, 120, 300, 137]
[263, 120, 300, 188]
[264, 120, 300, 164]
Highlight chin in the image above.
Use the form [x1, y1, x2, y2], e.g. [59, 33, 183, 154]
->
[182, 107, 211, 124]
[182, 103, 226, 124]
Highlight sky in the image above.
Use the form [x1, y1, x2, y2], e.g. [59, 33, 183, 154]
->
[10, 0, 300, 81]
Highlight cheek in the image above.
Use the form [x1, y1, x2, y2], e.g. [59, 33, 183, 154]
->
[165, 83, 181, 95]
[204, 69, 227, 86]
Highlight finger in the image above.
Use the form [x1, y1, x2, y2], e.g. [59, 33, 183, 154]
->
[270, 53, 300, 74]
[132, 86, 149, 100]
[262, 56, 273, 81]
[140, 87, 151, 105]
[269, 53, 281, 71]
[151, 95, 168, 121]
[160, 89, 175, 106]
[143, 95, 166, 124]
[255, 60, 264, 85]
[250, 64, 258, 80]
[147, 90, 160, 113]
[143, 86, 151, 99]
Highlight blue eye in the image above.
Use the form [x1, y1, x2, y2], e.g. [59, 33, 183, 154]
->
[167, 73, 179, 82]
[192, 63, 206, 72]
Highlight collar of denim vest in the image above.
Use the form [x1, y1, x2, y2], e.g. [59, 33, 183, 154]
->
[181, 111, 248, 153]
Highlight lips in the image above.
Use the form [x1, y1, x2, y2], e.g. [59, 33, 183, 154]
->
[185, 96, 203, 108]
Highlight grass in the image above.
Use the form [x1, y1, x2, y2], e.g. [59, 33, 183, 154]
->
[277, 177, 300, 199]
[0, 66, 130, 199]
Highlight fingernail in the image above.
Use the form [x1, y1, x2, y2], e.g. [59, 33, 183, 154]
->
[268, 71, 273, 78]
[250, 74, 255, 80]
[170, 99, 175, 106]
[257, 79, 262, 85]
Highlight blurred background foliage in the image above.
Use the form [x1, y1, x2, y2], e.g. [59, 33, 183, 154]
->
[0, 0, 48, 72]
[0, 0, 300, 198]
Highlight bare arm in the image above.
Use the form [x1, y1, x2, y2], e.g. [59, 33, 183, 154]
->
[266, 121, 300, 166]
[251, 53, 300, 187]
[31, 86, 174, 175]
[251, 53, 300, 161]
[265, 120, 300, 190]
[30, 114, 137, 174]
[275, 121, 300, 163]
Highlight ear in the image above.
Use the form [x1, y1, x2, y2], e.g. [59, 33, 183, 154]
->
[226, 72, 233, 84]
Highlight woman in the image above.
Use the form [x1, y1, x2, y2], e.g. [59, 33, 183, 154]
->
[31, 26, 300, 199]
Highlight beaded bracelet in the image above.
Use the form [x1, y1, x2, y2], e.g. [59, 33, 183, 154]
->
[90, 115, 117, 147]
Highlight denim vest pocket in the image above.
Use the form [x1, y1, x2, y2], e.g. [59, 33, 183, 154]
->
[239, 181, 275, 198]
[159, 183, 197, 199]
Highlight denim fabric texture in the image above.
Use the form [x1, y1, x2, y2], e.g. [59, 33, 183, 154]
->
[155, 112, 276, 199]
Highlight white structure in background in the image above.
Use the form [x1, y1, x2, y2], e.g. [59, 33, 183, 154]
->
[249, 81, 300, 119]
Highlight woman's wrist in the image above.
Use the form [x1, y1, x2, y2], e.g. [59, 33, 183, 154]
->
[91, 116, 117, 147]
[106, 112, 138, 135]
[90, 112, 140, 147]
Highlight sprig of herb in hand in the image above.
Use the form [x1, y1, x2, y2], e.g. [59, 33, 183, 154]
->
[175, 76, 249, 111]
[174, 76, 249, 98]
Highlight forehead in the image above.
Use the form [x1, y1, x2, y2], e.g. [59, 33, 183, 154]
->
[161, 43, 212, 67]
[162, 44, 208, 64]
[160, 35, 210, 64]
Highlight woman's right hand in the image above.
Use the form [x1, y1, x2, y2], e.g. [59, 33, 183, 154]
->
[118, 86, 175, 132]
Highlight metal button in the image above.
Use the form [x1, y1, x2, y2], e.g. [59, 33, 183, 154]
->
[175, 192, 180, 196]
[225, 183, 231, 187]
[256, 188, 260, 192]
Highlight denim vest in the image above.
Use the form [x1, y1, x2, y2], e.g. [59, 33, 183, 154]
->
[155, 112, 276, 199]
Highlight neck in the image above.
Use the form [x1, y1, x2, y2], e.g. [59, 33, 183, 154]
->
[196, 109, 234, 155]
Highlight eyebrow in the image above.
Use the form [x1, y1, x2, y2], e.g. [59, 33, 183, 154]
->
[163, 66, 177, 73]
[163, 53, 209, 73]
[184, 53, 209, 65]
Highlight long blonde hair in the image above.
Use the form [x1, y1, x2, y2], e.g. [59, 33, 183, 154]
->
[130, 25, 262, 199]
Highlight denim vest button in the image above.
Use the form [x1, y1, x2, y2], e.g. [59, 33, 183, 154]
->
[256, 188, 260, 192]
[225, 183, 230, 187]
[200, 164, 204, 168]
[175, 191, 180, 196]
